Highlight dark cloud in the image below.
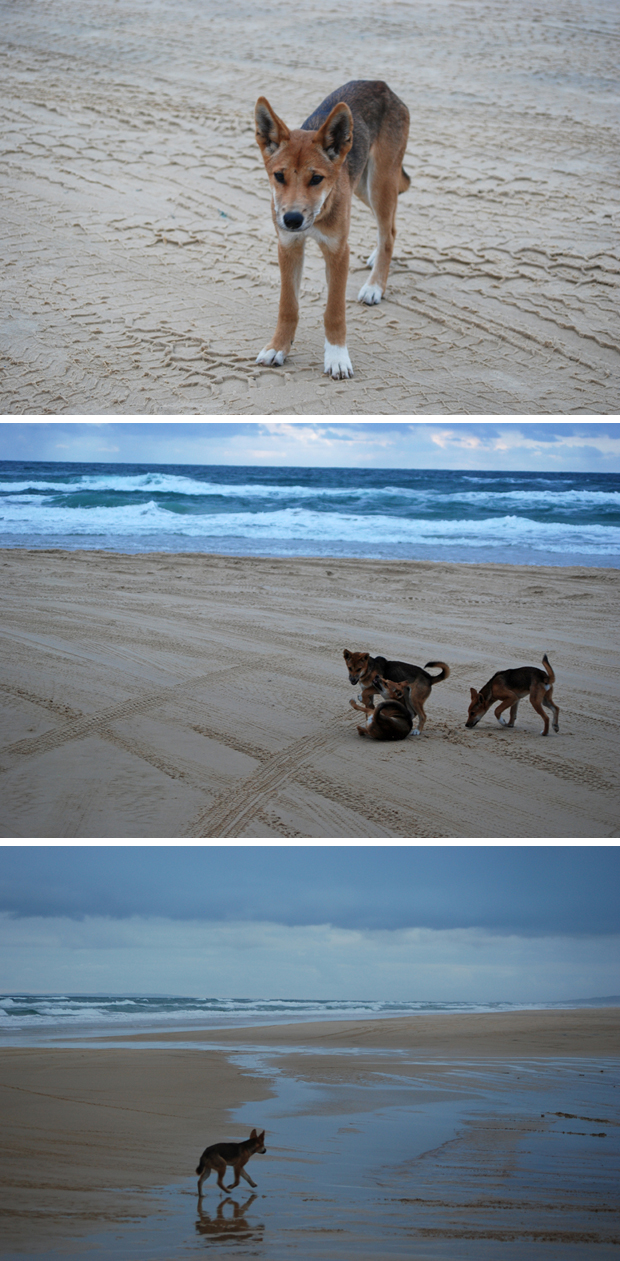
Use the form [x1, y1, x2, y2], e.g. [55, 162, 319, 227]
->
[0, 847, 617, 936]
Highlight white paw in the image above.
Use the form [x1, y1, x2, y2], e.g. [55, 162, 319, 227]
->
[411, 728, 420, 736]
[323, 339, 353, 379]
[256, 346, 285, 366]
[358, 282, 383, 305]
[366, 246, 378, 268]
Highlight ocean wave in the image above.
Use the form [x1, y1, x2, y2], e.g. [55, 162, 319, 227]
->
[0, 501, 618, 554]
[1, 474, 619, 509]
[1, 992, 617, 1034]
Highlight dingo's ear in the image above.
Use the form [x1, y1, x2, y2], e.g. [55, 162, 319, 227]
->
[470, 688, 479, 700]
[255, 98, 290, 156]
[315, 102, 353, 163]
[343, 649, 352, 659]
[249, 1127, 257, 1137]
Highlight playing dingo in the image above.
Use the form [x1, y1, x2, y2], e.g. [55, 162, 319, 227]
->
[343, 649, 450, 718]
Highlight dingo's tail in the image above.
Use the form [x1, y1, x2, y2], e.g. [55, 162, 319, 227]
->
[542, 653, 555, 685]
[424, 661, 450, 684]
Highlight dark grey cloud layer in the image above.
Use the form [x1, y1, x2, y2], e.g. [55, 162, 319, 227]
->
[1, 848, 617, 936]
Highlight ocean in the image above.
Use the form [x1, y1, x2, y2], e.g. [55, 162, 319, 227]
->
[1, 461, 619, 567]
[1, 993, 617, 1044]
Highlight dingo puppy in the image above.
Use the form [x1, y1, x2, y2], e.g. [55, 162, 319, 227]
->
[374, 674, 433, 736]
[344, 649, 450, 716]
[350, 694, 413, 741]
[254, 80, 410, 379]
[466, 654, 560, 736]
[196, 1130, 266, 1195]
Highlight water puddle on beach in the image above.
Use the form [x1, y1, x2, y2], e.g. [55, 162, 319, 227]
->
[5, 1052, 619, 1261]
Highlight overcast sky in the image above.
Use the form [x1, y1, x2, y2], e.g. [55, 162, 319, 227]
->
[1, 847, 618, 1001]
[1, 420, 620, 471]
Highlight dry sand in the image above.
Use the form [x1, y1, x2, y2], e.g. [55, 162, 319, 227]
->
[1, 547, 619, 837]
[1, 0, 619, 415]
[2, 1009, 619, 1255]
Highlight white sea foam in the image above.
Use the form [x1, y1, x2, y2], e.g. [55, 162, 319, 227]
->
[1, 992, 615, 1037]
[1, 474, 619, 507]
[0, 500, 618, 555]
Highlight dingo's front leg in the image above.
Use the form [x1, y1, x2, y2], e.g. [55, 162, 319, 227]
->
[320, 239, 353, 379]
[256, 236, 305, 367]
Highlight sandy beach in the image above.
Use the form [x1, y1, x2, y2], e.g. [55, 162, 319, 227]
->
[1, 546, 619, 838]
[1, 0, 619, 414]
[1, 1009, 619, 1258]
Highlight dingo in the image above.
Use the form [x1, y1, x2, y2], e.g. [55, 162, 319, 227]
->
[350, 693, 413, 741]
[254, 80, 410, 379]
[466, 654, 560, 736]
[196, 1130, 266, 1195]
[374, 674, 437, 736]
[344, 649, 450, 717]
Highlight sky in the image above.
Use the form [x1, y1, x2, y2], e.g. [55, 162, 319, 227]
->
[1, 846, 618, 1001]
[1, 420, 620, 471]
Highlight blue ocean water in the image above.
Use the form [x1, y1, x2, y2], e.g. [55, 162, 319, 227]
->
[0, 461, 619, 566]
[1, 992, 617, 1042]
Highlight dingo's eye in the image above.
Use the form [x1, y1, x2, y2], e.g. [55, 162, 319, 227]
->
[274, 172, 285, 183]
[308, 173, 324, 186]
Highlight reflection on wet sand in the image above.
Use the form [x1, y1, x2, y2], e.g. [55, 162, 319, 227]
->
[196, 1194, 263, 1244]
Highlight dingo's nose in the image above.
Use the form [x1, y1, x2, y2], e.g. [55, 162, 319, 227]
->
[283, 211, 304, 230]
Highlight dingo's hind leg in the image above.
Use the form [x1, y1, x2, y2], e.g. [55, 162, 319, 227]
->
[358, 134, 406, 305]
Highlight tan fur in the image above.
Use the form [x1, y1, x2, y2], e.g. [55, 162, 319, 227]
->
[466, 654, 560, 736]
[255, 81, 410, 378]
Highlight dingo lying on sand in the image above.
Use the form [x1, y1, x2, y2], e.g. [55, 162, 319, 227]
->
[196, 1129, 266, 1195]
[466, 654, 560, 736]
[374, 674, 436, 735]
[255, 80, 410, 379]
[350, 692, 413, 741]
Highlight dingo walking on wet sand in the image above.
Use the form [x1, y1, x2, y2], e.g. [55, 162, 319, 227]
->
[196, 1129, 266, 1195]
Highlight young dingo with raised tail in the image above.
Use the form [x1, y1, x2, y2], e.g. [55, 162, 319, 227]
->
[343, 649, 450, 719]
[466, 654, 560, 736]
[254, 80, 410, 379]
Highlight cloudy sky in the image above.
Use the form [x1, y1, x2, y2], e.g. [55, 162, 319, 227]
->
[1, 420, 620, 471]
[1, 846, 618, 1001]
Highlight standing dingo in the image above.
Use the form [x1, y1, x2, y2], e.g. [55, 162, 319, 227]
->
[254, 80, 410, 379]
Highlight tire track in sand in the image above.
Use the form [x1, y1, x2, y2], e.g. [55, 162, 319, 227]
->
[0, 671, 217, 771]
[184, 716, 347, 838]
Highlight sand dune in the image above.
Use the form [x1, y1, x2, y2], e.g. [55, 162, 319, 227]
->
[1, 0, 618, 414]
[1, 547, 618, 837]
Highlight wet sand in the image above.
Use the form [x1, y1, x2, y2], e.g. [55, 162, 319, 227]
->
[1, 0, 619, 414]
[1, 1009, 619, 1258]
[1, 547, 619, 838]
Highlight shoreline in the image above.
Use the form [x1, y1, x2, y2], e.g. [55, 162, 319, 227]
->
[1, 547, 619, 838]
[2, 1009, 618, 1257]
[2, 544, 619, 571]
[77, 1006, 620, 1058]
